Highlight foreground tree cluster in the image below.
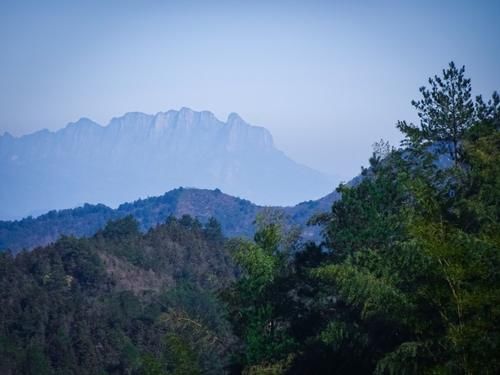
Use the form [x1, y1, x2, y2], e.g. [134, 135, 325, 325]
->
[225, 62, 499, 374]
[0, 63, 498, 374]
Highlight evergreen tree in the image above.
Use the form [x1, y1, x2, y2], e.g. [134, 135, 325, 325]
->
[397, 62, 476, 164]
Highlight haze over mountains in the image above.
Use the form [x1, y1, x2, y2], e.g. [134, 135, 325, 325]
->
[0, 107, 334, 220]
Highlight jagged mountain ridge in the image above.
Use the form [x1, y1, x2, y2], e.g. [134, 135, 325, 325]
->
[0, 108, 333, 220]
[0, 186, 342, 253]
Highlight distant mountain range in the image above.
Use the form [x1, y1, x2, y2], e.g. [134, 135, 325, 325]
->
[0, 186, 346, 253]
[0, 107, 334, 220]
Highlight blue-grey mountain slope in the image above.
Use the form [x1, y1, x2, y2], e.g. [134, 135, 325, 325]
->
[0, 186, 342, 253]
[0, 108, 333, 220]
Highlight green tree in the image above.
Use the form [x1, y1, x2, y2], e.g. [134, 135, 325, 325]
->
[310, 65, 500, 374]
[224, 220, 296, 371]
[397, 62, 476, 164]
[164, 334, 201, 375]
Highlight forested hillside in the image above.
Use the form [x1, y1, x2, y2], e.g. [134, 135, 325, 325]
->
[0, 187, 342, 253]
[0, 215, 237, 374]
[1, 63, 498, 374]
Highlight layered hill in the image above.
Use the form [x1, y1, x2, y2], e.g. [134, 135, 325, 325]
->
[0, 108, 333, 220]
[0, 187, 342, 253]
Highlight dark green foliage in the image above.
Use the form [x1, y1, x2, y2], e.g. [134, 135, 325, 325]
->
[101, 215, 141, 240]
[223, 220, 299, 371]
[397, 62, 475, 164]
[0, 216, 236, 374]
[292, 64, 500, 374]
[163, 334, 201, 375]
[313, 151, 407, 262]
[222, 63, 499, 374]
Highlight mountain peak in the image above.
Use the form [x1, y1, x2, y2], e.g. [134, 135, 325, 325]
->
[116, 111, 150, 122]
[67, 117, 101, 129]
[227, 112, 244, 125]
[0, 107, 333, 219]
[1, 131, 13, 139]
[179, 106, 195, 114]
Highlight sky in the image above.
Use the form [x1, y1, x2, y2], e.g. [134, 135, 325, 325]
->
[1, 0, 499, 181]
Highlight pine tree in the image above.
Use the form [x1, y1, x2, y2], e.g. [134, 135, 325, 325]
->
[397, 62, 476, 164]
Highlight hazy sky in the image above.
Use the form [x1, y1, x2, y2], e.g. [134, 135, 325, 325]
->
[1, 0, 499, 180]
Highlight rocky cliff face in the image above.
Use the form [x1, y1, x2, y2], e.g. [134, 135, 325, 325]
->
[0, 108, 333, 219]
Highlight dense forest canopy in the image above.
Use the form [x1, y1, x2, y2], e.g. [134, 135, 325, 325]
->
[0, 216, 237, 374]
[0, 63, 498, 374]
